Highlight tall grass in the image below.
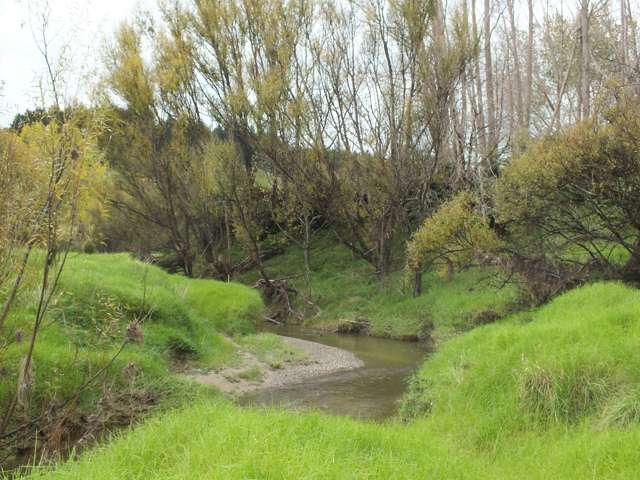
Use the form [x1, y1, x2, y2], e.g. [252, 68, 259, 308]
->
[402, 282, 640, 438]
[20, 281, 640, 479]
[0, 252, 263, 460]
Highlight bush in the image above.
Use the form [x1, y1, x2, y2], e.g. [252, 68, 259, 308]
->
[495, 93, 640, 293]
[406, 192, 502, 296]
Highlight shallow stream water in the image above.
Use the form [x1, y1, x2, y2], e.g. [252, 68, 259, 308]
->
[240, 324, 428, 421]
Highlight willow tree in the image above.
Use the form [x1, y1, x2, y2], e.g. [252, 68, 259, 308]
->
[309, 0, 474, 275]
[496, 93, 640, 286]
[101, 21, 228, 277]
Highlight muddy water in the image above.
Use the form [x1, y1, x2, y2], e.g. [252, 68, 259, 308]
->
[240, 325, 428, 421]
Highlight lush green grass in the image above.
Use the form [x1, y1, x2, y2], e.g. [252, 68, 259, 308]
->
[22, 281, 640, 479]
[401, 282, 640, 430]
[0, 252, 264, 463]
[239, 235, 520, 340]
[22, 403, 640, 479]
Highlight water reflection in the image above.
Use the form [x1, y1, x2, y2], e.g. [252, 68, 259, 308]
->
[240, 324, 428, 420]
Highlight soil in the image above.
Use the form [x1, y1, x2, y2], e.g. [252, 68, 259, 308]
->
[189, 336, 364, 395]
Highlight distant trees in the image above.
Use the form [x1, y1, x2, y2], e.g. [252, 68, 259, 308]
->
[409, 88, 640, 301]
[85, 0, 640, 295]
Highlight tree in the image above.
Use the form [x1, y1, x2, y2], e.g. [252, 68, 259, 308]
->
[494, 90, 640, 295]
[100, 22, 227, 277]
[407, 191, 501, 296]
[579, 0, 590, 120]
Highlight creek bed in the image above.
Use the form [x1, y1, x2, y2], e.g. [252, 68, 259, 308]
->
[240, 324, 428, 420]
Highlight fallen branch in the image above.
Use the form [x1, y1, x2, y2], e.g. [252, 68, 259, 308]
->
[263, 315, 282, 326]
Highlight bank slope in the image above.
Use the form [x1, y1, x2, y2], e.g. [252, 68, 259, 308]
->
[0, 252, 263, 466]
[23, 281, 640, 479]
[238, 235, 520, 340]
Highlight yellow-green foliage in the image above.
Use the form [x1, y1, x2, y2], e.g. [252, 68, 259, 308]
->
[407, 192, 501, 276]
[0, 130, 40, 256]
[495, 95, 640, 269]
[106, 24, 155, 116]
[0, 113, 108, 284]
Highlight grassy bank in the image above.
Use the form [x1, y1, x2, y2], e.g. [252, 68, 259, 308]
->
[22, 281, 640, 479]
[0, 252, 265, 465]
[239, 235, 520, 340]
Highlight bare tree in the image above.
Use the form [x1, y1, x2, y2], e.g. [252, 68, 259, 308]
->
[580, 0, 590, 119]
[526, 0, 534, 128]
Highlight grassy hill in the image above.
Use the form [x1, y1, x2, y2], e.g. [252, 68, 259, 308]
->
[21, 281, 640, 479]
[0, 252, 264, 466]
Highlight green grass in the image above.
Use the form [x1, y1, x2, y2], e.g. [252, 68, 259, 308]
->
[235, 365, 264, 382]
[22, 281, 640, 479]
[401, 282, 640, 429]
[236, 332, 307, 369]
[239, 235, 520, 340]
[0, 252, 264, 464]
[7, 245, 640, 478]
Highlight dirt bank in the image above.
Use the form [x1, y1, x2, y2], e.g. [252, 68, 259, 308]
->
[189, 336, 364, 395]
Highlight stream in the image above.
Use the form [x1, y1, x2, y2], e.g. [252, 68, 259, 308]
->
[240, 325, 428, 421]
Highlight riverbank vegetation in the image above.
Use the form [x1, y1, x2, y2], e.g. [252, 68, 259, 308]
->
[3, 0, 640, 476]
[0, 252, 269, 466]
[20, 282, 640, 479]
[238, 235, 520, 341]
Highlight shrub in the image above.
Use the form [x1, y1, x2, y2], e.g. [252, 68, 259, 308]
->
[406, 192, 502, 296]
[495, 92, 640, 292]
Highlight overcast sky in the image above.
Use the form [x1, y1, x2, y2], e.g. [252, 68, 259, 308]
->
[0, 0, 157, 126]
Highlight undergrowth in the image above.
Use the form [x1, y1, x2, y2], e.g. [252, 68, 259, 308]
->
[238, 234, 521, 340]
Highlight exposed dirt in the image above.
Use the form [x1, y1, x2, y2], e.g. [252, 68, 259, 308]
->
[189, 336, 364, 395]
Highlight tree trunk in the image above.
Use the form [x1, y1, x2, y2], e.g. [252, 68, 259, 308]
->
[507, 0, 524, 128]
[622, 239, 640, 283]
[224, 200, 232, 281]
[621, 0, 629, 77]
[376, 218, 392, 277]
[302, 213, 311, 295]
[484, 0, 496, 151]
[413, 270, 423, 297]
[628, 0, 639, 72]
[580, 0, 590, 120]
[472, 0, 486, 154]
[182, 249, 194, 277]
[526, 0, 534, 128]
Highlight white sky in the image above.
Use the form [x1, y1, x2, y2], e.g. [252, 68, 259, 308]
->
[0, 0, 156, 126]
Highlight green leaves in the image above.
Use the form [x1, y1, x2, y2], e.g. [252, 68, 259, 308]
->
[406, 192, 501, 277]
